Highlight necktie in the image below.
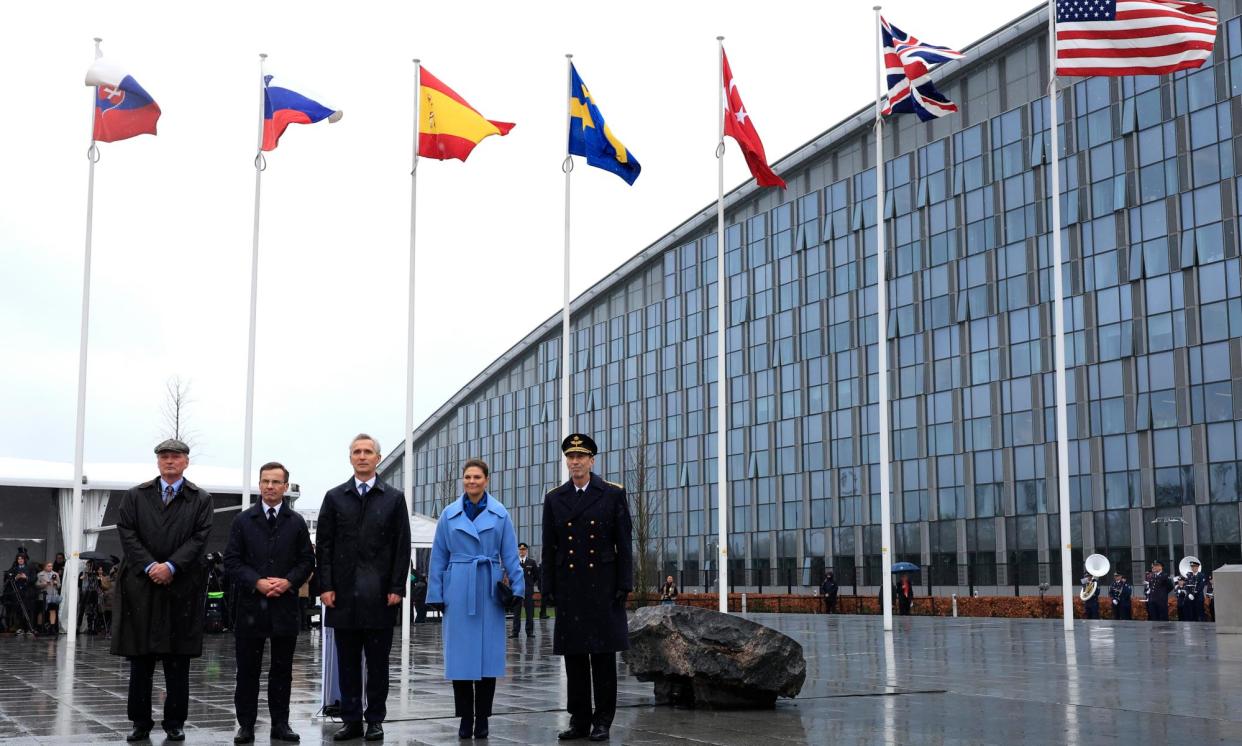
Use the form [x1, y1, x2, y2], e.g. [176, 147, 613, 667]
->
[359, 483, 369, 497]
[163, 486, 174, 505]
[267, 507, 277, 530]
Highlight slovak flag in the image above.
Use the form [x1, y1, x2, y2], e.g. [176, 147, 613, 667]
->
[263, 76, 342, 151]
[85, 59, 161, 143]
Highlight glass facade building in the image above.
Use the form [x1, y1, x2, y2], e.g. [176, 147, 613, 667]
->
[381, 4, 1242, 593]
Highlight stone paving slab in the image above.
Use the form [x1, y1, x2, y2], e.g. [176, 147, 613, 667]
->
[0, 613, 1238, 743]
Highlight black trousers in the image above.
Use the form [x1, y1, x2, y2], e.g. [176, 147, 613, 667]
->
[234, 635, 297, 728]
[1114, 600, 1132, 620]
[1084, 598, 1099, 619]
[539, 593, 549, 619]
[334, 626, 393, 724]
[511, 595, 535, 635]
[452, 678, 496, 718]
[821, 594, 837, 613]
[564, 653, 617, 729]
[128, 655, 190, 729]
[1149, 597, 1168, 621]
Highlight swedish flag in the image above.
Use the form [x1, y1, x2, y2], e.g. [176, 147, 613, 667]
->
[568, 64, 640, 185]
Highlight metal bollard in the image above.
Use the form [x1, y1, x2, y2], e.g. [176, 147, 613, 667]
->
[951, 593, 958, 618]
[741, 593, 747, 614]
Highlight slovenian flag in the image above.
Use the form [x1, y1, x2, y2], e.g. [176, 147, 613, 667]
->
[85, 59, 161, 143]
[263, 76, 342, 151]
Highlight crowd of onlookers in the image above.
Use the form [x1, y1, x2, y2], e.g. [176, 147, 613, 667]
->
[2, 546, 116, 635]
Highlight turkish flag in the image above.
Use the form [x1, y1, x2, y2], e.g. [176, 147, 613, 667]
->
[722, 48, 786, 189]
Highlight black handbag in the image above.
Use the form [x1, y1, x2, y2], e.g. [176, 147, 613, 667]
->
[495, 580, 515, 609]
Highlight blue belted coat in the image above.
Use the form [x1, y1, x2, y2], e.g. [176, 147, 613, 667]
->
[427, 493, 524, 680]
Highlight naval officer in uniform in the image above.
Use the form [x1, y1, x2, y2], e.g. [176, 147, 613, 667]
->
[542, 434, 633, 742]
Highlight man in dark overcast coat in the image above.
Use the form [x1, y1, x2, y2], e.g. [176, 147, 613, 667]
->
[317, 434, 411, 742]
[111, 439, 213, 743]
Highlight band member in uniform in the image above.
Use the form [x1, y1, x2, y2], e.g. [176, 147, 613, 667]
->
[223, 462, 315, 744]
[542, 434, 633, 742]
[1080, 570, 1100, 619]
[511, 543, 540, 638]
[1147, 561, 1172, 621]
[1175, 576, 1191, 620]
[1185, 559, 1206, 622]
[1108, 571, 1132, 620]
[112, 439, 214, 743]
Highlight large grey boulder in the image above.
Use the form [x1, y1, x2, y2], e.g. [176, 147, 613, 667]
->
[624, 604, 806, 709]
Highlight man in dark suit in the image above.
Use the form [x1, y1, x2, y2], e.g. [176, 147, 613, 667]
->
[542, 433, 633, 742]
[1185, 559, 1207, 622]
[111, 439, 214, 743]
[510, 543, 540, 638]
[224, 462, 315, 744]
[317, 434, 411, 742]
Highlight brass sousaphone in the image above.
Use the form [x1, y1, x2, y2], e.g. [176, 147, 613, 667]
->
[1080, 553, 1110, 601]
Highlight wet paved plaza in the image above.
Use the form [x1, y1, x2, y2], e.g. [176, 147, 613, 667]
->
[0, 612, 1239, 744]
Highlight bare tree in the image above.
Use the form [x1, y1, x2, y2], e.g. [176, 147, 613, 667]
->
[628, 423, 663, 606]
[160, 376, 199, 451]
[432, 446, 459, 518]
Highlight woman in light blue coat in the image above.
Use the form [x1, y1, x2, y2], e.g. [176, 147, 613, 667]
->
[427, 458, 524, 739]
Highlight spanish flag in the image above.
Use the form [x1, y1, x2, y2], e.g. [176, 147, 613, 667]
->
[419, 67, 514, 161]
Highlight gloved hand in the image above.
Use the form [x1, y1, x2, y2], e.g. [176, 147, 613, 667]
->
[541, 593, 555, 608]
[426, 602, 445, 613]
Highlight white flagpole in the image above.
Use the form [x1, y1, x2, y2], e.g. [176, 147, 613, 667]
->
[560, 53, 574, 481]
[1047, 0, 1074, 631]
[241, 53, 267, 509]
[715, 37, 729, 614]
[874, 6, 894, 633]
[401, 57, 422, 665]
[65, 36, 105, 645]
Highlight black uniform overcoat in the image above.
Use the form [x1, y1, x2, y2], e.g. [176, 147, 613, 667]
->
[316, 477, 411, 629]
[541, 473, 633, 655]
[110, 478, 213, 658]
[223, 503, 315, 638]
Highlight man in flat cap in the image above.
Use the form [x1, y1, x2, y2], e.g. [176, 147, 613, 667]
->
[111, 439, 214, 742]
[542, 433, 633, 742]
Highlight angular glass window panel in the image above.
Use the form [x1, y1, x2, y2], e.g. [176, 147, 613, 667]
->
[1192, 146, 1221, 188]
[1209, 462, 1239, 502]
[1207, 421, 1237, 461]
[1136, 88, 1162, 129]
[1186, 66, 1216, 111]
[1196, 224, 1225, 263]
[1139, 162, 1169, 203]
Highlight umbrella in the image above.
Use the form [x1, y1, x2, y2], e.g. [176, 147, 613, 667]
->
[80, 551, 118, 563]
[891, 561, 920, 573]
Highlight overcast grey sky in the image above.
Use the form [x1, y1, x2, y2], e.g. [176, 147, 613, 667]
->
[1, 0, 1039, 509]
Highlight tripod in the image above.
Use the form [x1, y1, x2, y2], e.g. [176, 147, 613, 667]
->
[4, 577, 39, 637]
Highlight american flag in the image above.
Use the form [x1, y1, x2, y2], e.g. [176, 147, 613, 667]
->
[881, 17, 965, 121]
[1055, 0, 1218, 77]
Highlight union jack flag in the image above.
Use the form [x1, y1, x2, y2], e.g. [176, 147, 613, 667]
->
[881, 17, 964, 121]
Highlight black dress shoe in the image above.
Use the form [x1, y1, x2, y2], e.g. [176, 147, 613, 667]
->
[125, 726, 152, 742]
[474, 716, 489, 738]
[364, 722, 384, 741]
[558, 726, 590, 740]
[588, 724, 610, 741]
[164, 728, 186, 741]
[271, 723, 301, 742]
[333, 722, 364, 741]
[458, 716, 473, 739]
[234, 725, 255, 744]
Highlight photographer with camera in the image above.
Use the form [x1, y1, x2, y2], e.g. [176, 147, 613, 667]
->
[36, 562, 62, 634]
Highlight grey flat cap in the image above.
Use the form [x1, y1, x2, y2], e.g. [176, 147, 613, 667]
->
[154, 438, 190, 455]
